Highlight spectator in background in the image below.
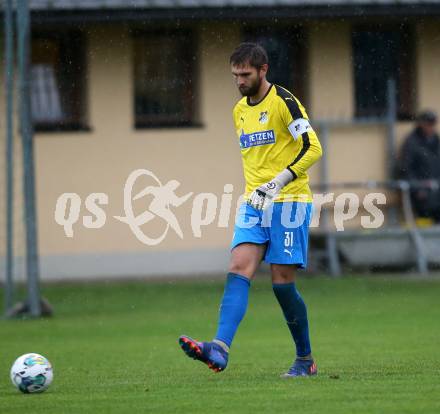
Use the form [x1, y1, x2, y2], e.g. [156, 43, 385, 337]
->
[398, 110, 440, 223]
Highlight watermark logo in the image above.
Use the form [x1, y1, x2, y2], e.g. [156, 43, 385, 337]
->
[114, 169, 193, 246]
[55, 168, 236, 245]
[54, 168, 387, 245]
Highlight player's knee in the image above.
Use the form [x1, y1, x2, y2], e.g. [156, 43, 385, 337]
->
[229, 260, 255, 279]
[271, 265, 295, 283]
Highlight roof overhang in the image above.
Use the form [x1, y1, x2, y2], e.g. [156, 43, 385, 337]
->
[2, 2, 440, 24]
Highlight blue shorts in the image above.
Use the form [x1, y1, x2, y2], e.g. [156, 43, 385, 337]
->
[231, 202, 313, 268]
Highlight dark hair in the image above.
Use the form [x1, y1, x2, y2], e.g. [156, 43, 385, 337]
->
[230, 42, 268, 69]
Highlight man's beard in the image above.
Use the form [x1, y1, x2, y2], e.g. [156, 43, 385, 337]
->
[239, 77, 262, 97]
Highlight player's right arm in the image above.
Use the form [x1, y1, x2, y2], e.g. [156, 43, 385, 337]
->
[232, 103, 242, 134]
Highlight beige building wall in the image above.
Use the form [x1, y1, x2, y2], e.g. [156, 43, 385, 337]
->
[32, 24, 245, 277]
[417, 21, 440, 116]
[1, 18, 439, 279]
[309, 20, 353, 118]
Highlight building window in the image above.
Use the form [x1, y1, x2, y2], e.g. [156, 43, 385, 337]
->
[31, 30, 87, 131]
[243, 27, 308, 103]
[352, 26, 415, 119]
[133, 30, 198, 128]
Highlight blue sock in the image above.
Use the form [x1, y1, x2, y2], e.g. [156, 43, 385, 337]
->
[272, 283, 311, 357]
[214, 272, 250, 348]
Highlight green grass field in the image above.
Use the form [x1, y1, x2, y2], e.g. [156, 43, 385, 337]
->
[1, 275, 439, 414]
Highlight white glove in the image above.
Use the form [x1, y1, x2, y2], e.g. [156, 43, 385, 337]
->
[247, 169, 295, 211]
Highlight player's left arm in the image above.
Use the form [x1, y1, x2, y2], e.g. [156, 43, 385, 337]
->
[284, 101, 322, 179]
[248, 95, 322, 210]
[247, 95, 322, 210]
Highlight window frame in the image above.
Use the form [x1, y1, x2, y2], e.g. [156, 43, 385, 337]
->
[242, 25, 308, 106]
[31, 29, 89, 133]
[132, 28, 199, 129]
[352, 24, 416, 120]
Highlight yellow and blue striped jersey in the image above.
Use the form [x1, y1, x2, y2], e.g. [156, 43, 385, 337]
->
[232, 84, 322, 202]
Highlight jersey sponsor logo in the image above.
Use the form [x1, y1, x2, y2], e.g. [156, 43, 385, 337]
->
[239, 129, 276, 149]
[259, 111, 269, 124]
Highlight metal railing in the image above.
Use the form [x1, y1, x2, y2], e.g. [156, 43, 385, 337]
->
[310, 179, 440, 276]
[309, 80, 399, 276]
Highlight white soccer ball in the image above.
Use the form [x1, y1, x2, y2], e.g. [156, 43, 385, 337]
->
[10, 353, 53, 393]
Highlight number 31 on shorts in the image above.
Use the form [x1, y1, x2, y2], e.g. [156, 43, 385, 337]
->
[284, 231, 294, 247]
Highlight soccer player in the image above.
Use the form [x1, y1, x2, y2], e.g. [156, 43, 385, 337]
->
[179, 43, 322, 377]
